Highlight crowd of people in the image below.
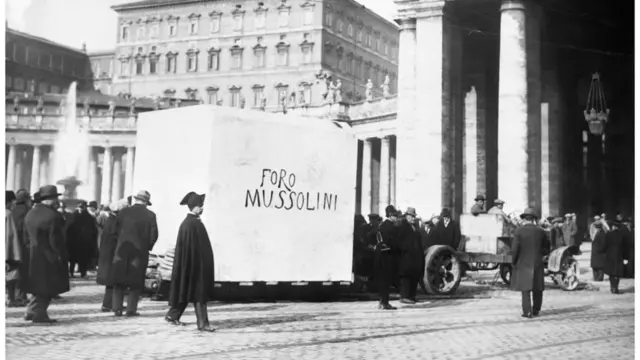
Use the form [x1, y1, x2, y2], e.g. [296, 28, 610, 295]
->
[5, 186, 217, 332]
[353, 195, 634, 316]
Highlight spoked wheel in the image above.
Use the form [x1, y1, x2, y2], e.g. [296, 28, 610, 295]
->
[555, 256, 580, 291]
[423, 246, 462, 295]
[499, 264, 512, 285]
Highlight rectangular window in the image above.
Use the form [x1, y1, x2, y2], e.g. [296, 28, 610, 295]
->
[189, 21, 198, 35]
[15, 45, 26, 64]
[167, 56, 176, 73]
[120, 61, 129, 76]
[208, 91, 218, 105]
[233, 15, 244, 31]
[277, 49, 289, 66]
[210, 17, 220, 33]
[255, 12, 266, 30]
[253, 88, 264, 107]
[277, 88, 288, 104]
[303, 86, 312, 104]
[231, 91, 241, 107]
[324, 13, 332, 27]
[121, 26, 129, 41]
[149, 58, 158, 74]
[232, 53, 242, 69]
[38, 82, 48, 94]
[208, 52, 219, 70]
[50, 85, 60, 94]
[6, 76, 12, 89]
[254, 50, 265, 68]
[303, 8, 313, 25]
[278, 11, 289, 27]
[135, 60, 144, 75]
[169, 23, 177, 36]
[187, 54, 198, 72]
[301, 47, 312, 64]
[150, 25, 160, 38]
[137, 27, 146, 40]
[14, 77, 25, 90]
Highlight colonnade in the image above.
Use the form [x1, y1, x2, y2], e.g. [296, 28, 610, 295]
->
[358, 135, 397, 217]
[5, 144, 136, 205]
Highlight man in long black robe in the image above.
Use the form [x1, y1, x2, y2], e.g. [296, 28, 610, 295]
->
[65, 201, 99, 278]
[165, 192, 216, 332]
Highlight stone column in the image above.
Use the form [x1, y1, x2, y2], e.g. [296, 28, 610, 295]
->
[101, 147, 112, 205]
[111, 149, 123, 203]
[124, 146, 135, 197]
[540, 102, 550, 217]
[6, 144, 17, 191]
[378, 136, 391, 215]
[46, 148, 54, 184]
[39, 147, 49, 187]
[361, 139, 373, 215]
[526, 5, 542, 214]
[15, 148, 24, 191]
[30, 145, 41, 193]
[390, 137, 397, 207]
[394, 18, 417, 214]
[87, 147, 98, 201]
[463, 87, 478, 213]
[497, 0, 529, 214]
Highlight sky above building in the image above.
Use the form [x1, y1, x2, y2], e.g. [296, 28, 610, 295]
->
[5, 0, 397, 52]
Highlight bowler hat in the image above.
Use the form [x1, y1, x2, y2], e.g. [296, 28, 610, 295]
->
[33, 191, 41, 203]
[385, 205, 397, 217]
[38, 185, 62, 200]
[494, 199, 505, 205]
[5, 191, 16, 203]
[475, 195, 486, 201]
[16, 189, 30, 204]
[519, 207, 538, 219]
[440, 208, 451, 218]
[133, 190, 152, 205]
[405, 207, 418, 217]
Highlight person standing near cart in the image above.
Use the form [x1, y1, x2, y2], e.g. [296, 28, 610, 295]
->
[397, 207, 424, 304]
[375, 205, 399, 310]
[165, 192, 216, 332]
[510, 208, 549, 318]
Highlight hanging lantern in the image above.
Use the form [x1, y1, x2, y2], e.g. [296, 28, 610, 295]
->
[583, 72, 610, 136]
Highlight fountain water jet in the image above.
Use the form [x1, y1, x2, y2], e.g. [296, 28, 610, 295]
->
[51, 82, 91, 209]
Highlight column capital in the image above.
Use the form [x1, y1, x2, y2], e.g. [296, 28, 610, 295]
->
[395, 18, 417, 31]
[500, 0, 526, 12]
[381, 136, 392, 143]
[414, 1, 447, 19]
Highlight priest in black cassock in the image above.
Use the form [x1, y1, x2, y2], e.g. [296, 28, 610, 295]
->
[164, 192, 216, 332]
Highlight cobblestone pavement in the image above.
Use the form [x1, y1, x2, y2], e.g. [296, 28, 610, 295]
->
[6, 243, 634, 360]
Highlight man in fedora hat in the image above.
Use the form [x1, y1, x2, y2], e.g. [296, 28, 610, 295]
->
[603, 220, 628, 293]
[433, 208, 462, 250]
[470, 195, 487, 216]
[397, 207, 424, 304]
[22, 185, 70, 323]
[373, 205, 400, 310]
[165, 192, 216, 331]
[510, 207, 549, 318]
[109, 190, 159, 317]
[65, 201, 99, 278]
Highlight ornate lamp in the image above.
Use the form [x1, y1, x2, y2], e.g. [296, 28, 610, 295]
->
[583, 73, 610, 136]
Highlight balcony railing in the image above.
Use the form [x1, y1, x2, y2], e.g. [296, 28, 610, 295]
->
[5, 114, 138, 132]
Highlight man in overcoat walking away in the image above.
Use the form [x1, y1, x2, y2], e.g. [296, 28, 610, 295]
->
[603, 220, 628, 294]
[6, 191, 23, 307]
[66, 201, 99, 278]
[109, 190, 159, 317]
[165, 192, 216, 332]
[590, 222, 607, 281]
[12, 189, 31, 304]
[510, 208, 549, 318]
[22, 185, 70, 323]
[96, 199, 128, 312]
[397, 207, 424, 304]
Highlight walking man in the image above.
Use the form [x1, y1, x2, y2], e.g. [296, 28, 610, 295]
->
[590, 221, 607, 281]
[22, 185, 70, 323]
[66, 201, 99, 278]
[510, 208, 549, 318]
[110, 190, 158, 317]
[165, 192, 216, 331]
[374, 205, 399, 310]
[603, 220, 627, 294]
[397, 207, 424, 304]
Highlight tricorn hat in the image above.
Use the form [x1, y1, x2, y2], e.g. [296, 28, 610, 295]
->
[494, 199, 505, 205]
[405, 207, 418, 217]
[180, 191, 205, 209]
[5, 191, 16, 203]
[134, 190, 152, 206]
[520, 207, 538, 219]
[38, 185, 62, 201]
[475, 195, 486, 201]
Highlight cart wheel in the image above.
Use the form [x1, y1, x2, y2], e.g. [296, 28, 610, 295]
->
[556, 256, 580, 291]
[499, 264, 512, 285]
[423, 245, 462, 295]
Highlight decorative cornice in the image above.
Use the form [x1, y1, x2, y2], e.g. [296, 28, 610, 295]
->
[300, 1, 315, 8]
[276, 41, 290, 50]
[253, 43, 267, 50]
[208, 10, 222, 17]
[251, 84, 265, 89]
[232, 8, 246, 16]
[299, 40, 315, 47]
[230, 45, 244, 53]
[166, 15, 180, 21]
[229, 85, 242, 91]
[205, 86, 219, 92]
[188, 13, 202, 20]
[254, 4, 268, 13]
[208, 47, 221, 53]
[120, 19, 133, 26]
[277, 3, 291, 11]
[274, 82, 288, 88]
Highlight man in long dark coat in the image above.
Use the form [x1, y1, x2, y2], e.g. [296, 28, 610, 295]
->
[603, 221, 627, 294]
[109, 190, 159, 317]
[12, 189, 31, 303]
[374, 205, 400, 310]
[433, 208, 462, 250]
[165, 192, 216, 332]
[590, 222, 607, 281]
[96, 199, 127, 312]
[510, 208, 549, 318]
[66, 201, 99, 278]
[397, 207, 424, 304]
[22, 185, 70, 323]
[6, 191, 23, 307]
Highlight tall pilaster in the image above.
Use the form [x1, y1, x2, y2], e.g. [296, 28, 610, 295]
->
[124, 146, 135, 197]
[361, 139, 373, 215]
[463, 87, 478, 212]
[111, 149, 123, 203]
[6, 144, 17, 191]
[378, 136, 391, 215]
[88, 147, 98, 201]
[15, 148, 24, 191]
[526, 4, 542, 214]
[30, 145, 41, 192]
[47, 149, 54, 184]
[39, 147, 49, 186]
[389, 137, 397, 207]
[101, 147, 112, 205]
[394, 17, 417, 214]
[497, 0, 529, 214]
